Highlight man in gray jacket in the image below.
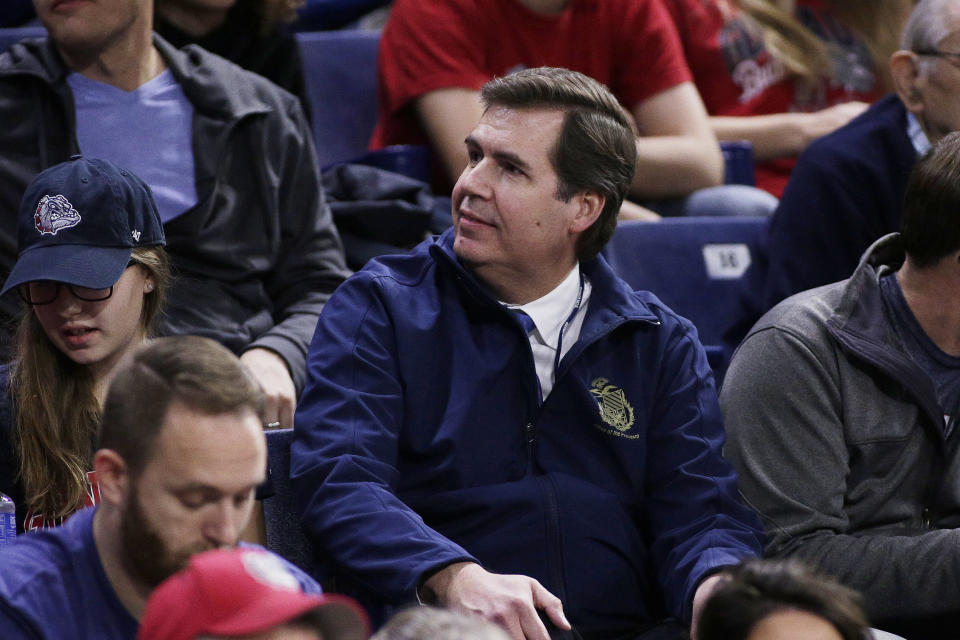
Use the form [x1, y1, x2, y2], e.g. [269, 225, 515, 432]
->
[0, 0, 350, 427]
[720, 132, 960, 639]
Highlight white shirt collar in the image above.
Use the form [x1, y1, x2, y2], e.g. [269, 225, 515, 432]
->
[906, 111, 931, 156]
[504, 264, 581, 350]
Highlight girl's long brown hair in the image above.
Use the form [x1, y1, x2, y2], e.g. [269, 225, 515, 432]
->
[736, 0, 913, 92]
[11, 247, 170, 520]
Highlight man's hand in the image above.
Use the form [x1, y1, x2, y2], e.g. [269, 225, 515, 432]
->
[424, 562, 570, 640]
[240, 348, 297, 428]
[690, 574, 725, 640]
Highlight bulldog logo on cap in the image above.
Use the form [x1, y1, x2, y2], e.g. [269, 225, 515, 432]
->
[35, 194, 81, 236]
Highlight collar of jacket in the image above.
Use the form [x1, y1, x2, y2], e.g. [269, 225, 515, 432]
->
[0, 33, 274, 123]
[826, 232, 945, 435]
[152, 35, 273, 121]
[0, 36, 70, 85]
[426, 228, 661, 334]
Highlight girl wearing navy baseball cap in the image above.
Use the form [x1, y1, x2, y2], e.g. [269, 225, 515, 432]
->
[0, 156, 170, 533]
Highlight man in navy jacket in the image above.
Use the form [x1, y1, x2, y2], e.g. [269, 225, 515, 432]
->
[292, 67, 763, 640]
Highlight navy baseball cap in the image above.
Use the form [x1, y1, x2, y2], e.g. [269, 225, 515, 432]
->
[1, 156, 166, 297]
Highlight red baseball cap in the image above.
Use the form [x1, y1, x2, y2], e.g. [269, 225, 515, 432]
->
[137, 548, 368, 640]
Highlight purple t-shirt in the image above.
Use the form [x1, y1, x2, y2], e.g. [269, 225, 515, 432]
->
[68, 69, 198, 223]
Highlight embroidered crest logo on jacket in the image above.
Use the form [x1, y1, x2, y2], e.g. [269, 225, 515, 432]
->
[34, 194, 81, 236]
[591, 377, 637, 438]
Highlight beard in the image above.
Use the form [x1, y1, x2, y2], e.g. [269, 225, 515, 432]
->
[118, 486, 222, 588]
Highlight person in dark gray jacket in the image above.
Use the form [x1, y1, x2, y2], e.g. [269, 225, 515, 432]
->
[719, 131, 960, 640]
[0, 0, 350, 428]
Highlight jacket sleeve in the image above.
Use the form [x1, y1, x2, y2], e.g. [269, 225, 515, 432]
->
[247, 98, 350, 392]
[290, 274, 476, 604]
[720, 324, 960, 621]
[643, 314, 764, 623]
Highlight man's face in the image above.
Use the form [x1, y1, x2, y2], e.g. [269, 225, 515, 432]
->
[119, 401, 266, 587]
[32, 0, 147, 54]
[451, 106, 590, 295]
[915, 26, 960, 143]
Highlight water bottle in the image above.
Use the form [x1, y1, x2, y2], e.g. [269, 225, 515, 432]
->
[0, 492, 15, 546]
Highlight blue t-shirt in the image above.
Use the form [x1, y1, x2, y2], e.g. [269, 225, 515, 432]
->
[880, 272, 960, 432]
[0, 507, 321, 639]
[68, 69, 198, 223]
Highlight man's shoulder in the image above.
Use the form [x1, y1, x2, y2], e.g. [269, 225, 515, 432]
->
[350, 235, 448, 290]
[747, 281, 845, 343]
[0, 509, 136, 638]
[0, 510, 95, 612]
[0, 36, 59, 81]
[802, 95, 910, 166]
[0, 507, 94, 581]
[588, 258, 689, 330]
[156, 36, 301, 117]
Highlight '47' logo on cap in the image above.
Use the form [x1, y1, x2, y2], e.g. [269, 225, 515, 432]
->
[35, 194, 81, 236]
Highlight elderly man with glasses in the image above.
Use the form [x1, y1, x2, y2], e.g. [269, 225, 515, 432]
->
[724, 0, 960, 352]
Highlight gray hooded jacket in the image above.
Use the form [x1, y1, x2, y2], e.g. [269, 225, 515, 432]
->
[720, 233, 960, 635]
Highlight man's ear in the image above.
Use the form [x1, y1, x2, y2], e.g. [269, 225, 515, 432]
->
[93, 449, 130, 507]
[570, 191, 605, 234]
[890, 50, 926, 114]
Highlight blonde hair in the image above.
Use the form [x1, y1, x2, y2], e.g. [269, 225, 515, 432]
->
[11, 246, 170, 520]
[735, 0, 912, 92]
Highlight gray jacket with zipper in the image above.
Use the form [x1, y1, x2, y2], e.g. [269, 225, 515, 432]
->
[0, 34, 349, 391]
[720, 233, 960, 636]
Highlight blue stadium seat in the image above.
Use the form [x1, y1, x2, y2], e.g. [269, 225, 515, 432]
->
[296, 29, 429, 180]
[0, 26, 46, 53]
[602, 217, 768, 376]
[720, 140, 756, 186]
[262, 428, 315, 577]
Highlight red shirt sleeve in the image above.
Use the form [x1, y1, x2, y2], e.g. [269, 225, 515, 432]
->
[373, 0, 694, 148]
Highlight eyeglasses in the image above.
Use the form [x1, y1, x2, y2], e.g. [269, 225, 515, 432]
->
[914, 49, 960, 66]
[19, 282, 114, 305]
[18, 260, 138, 306]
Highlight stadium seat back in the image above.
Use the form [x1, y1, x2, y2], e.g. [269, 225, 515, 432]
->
[296, 29, 381, 168]
[263, 428, 315, 577]
[602, 217, 768, 374]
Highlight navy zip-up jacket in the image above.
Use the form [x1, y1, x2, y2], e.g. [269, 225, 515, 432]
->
[292, 230, 763, 637]
[724, 94, 917, 353]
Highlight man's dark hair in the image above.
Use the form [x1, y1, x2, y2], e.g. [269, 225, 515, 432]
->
[480, 67, 637, 261]
[698, 559, 868, 640]
[97, 335, 266, 475]
[901, 130, 960, 268]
